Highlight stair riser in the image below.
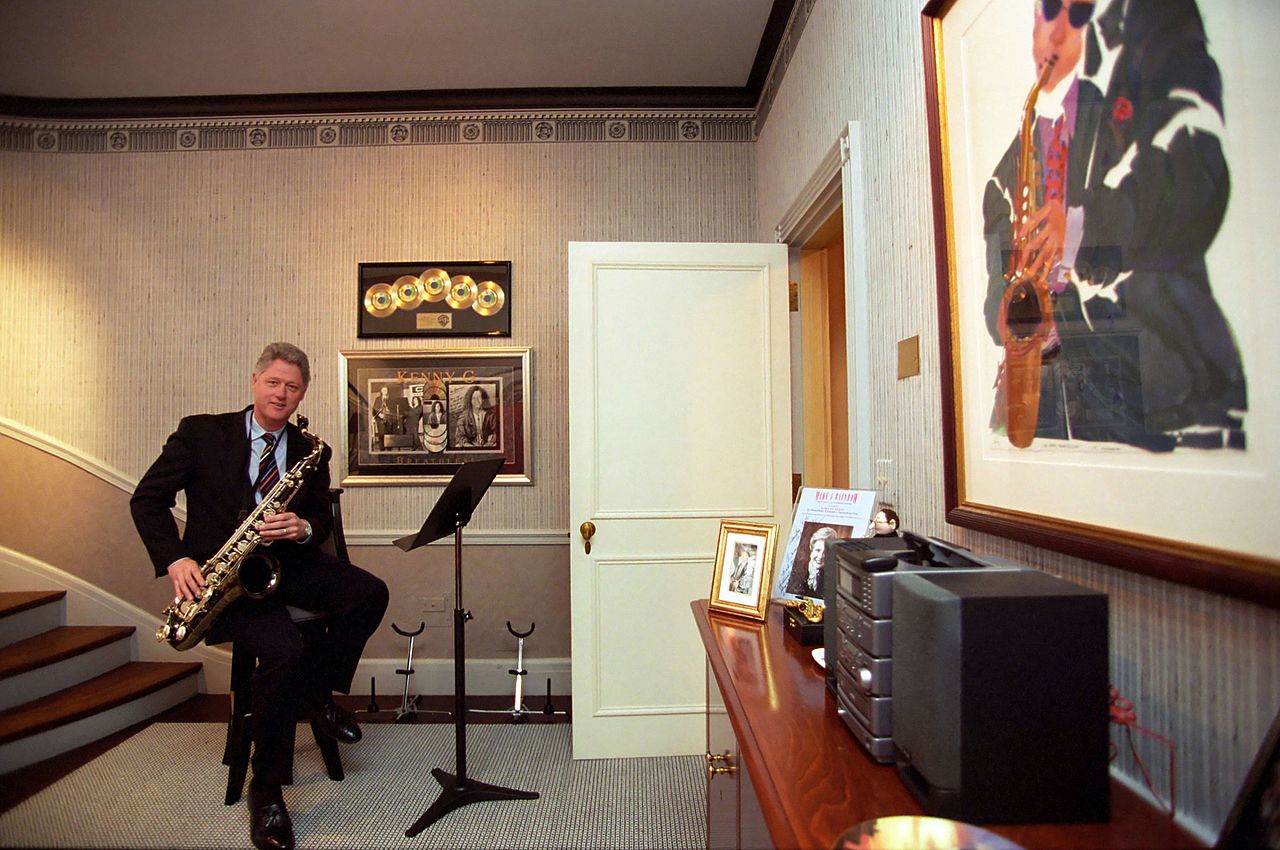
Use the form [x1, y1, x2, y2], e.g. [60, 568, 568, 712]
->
[0, 600, 64, 649]
[0, 676, 199, 775]
[0, 640, 133, 711]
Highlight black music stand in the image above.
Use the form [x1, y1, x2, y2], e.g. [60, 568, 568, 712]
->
[394, 457, 539, 837]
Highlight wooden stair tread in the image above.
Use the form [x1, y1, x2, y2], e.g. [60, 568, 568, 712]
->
[0, 591, 66, 618]
[0, 625, 136, 680]
[0, 661, 202, 744]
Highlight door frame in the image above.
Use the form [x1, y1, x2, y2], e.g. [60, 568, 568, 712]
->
[776, 121, 874, 490]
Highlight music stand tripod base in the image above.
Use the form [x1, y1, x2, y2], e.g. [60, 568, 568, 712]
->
[395, 458, 539, 837]
[406, 768, 540, 837]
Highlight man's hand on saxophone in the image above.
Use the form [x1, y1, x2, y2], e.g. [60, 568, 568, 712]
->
[256, 510, 312, 543]
[166, 557, 205, 602]
[1014, 195, 1067, 282]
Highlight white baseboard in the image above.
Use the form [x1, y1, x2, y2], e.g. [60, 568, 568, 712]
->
[0, 546, 571, 697]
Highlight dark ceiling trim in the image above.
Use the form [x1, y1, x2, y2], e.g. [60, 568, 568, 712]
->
[747, 0, 798, 97]
[0, 0, 796, 122]
[0, 86, 757, 121]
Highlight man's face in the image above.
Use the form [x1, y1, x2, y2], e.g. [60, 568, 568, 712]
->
[251, 359, 307, 431]
[1032, 0, 1088, 91]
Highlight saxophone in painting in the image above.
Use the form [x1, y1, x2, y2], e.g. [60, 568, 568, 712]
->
[996, 59, 1058, 448]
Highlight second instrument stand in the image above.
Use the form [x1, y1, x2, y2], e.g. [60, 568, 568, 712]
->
[395, 458, 538, 838]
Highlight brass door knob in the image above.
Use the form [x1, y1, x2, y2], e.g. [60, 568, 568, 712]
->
[579, 521, 596, 554]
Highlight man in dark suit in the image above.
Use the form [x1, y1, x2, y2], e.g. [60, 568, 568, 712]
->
[982, 0, 1246, 451]
[131, 342, 388, 850]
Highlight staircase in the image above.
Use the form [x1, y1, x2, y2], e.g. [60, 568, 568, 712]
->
[0, 590, 201, 774]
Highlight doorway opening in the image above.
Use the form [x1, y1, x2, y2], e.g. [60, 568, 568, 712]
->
[796, 209, 849, 490]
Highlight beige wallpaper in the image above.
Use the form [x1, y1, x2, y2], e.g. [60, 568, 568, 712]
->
[0, 125, 758, 678]
[754, 0, 1280, 839]
[0, 138, 756, 537]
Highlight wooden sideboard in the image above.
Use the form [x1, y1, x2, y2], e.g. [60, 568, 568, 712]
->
[693, 599, 1203, 850]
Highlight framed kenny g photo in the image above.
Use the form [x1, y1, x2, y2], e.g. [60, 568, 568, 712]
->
[709, 520, 779, 622]
[340, 348, 531, 485]
[921, 0, 1280, 606]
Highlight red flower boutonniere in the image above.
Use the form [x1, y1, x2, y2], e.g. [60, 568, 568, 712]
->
[1112, 96, 1133, 124]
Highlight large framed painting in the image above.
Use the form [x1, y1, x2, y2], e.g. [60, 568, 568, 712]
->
[340, 348, 531, 485]
[921, 0, 1280, 606]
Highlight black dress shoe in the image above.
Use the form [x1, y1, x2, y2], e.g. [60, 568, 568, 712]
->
[248, 784, 295, 850]
[312, 700, 362, 743]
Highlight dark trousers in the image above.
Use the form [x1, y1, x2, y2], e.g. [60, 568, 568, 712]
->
[220, 553, 388, 787]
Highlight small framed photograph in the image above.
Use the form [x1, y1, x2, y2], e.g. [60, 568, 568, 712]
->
[358, 261, 512, 338]
[339, 347, 531, 485]
[709, 520, 779, 621]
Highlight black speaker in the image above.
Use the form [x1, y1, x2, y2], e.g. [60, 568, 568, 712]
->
[891, 569, 1110, 824]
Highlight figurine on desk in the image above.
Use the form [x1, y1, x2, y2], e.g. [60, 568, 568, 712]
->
[868, 508, 900, 538]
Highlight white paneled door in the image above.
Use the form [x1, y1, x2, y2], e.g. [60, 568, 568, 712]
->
[568, 242, 791, 758]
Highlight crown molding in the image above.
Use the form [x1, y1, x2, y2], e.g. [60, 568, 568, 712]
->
[0, 107, 757, 153]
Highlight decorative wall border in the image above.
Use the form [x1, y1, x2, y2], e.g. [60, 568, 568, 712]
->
[0, 109, 756, 154]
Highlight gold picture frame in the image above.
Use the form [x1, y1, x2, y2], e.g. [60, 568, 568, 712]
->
[708, 520, 779, 622]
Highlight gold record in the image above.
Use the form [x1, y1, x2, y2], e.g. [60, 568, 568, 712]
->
[419, 268, 451, 303]
[363, 283, 396, 318]
[445, 274, 477, 310]
[391, 275, 423, 310]
[472, 280, 506, 316]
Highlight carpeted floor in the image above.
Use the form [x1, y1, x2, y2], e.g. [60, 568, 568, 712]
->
[0, 723, 706, 849]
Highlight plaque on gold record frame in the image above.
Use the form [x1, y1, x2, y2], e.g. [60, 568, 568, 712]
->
[358, 261, 512, 338]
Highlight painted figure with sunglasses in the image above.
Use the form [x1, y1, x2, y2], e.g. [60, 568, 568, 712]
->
[982, 0, 1247, 451]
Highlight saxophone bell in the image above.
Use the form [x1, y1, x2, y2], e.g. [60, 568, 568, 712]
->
[239, 551, 281, 599]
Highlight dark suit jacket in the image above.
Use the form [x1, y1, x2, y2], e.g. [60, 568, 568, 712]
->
[131, 406, 334, 579]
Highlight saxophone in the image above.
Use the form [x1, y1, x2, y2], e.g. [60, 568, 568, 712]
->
[996, 59, 1058, 448]
[156, 416, 326, 651]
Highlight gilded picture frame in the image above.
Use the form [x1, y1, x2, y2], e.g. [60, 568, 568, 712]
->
[709, 520, 779, 622]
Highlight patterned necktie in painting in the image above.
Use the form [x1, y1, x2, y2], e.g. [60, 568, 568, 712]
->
[254, 432, 279, 502]
[1044, 115, 1068, 202]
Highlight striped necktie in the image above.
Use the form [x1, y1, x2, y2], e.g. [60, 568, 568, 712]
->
[254, 433, 280, 501]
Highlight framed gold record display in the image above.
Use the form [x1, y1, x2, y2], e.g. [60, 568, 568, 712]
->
[358, 261, 512, 338]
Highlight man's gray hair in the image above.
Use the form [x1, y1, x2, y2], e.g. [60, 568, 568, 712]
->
[254, 342, 311, 386]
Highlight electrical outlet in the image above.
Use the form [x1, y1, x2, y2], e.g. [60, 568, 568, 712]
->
[421, 596, 446, 613]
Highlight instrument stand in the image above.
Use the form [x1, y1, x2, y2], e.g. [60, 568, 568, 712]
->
[392, 621, 450, 723]
[468, 625, 570, 723]
[359, 676, 381, 715]
[395, 458, 538, 837]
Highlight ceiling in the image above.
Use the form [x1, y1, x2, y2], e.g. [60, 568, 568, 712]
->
[0, 0, 792, 118]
